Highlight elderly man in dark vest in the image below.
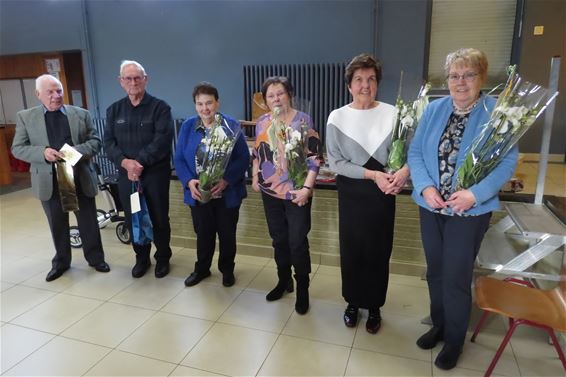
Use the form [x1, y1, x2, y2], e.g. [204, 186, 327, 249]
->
[12, 74, 110, 282]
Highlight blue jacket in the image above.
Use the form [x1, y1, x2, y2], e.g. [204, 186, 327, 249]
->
[408, 95, 518, 215]
[174, 113, 250, 208]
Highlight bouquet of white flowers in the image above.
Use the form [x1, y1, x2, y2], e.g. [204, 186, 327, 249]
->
[284, 121, 308, 188]
[456, 66, 558, 189]
[198, 114, 241, 203]
[386, 82, 431, 173]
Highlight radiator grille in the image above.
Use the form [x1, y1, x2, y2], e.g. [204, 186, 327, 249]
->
[243, 63, 350, 143]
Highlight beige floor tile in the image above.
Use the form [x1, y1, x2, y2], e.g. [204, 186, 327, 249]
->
[258, 335, 350, 376]
[282, 299, 356, 346]
[162, 283, 242, 321]
[382, 282, 430, 317]
[1, 323, 54, 373]
[1, 281, 15, 292]
[181, 322, 278, 376]
[432, 366, 507, 376]
[246, 266, 296, 296]
[231, 262, 264, 288]
[309, 272, 343, 304]
[62, 266, 135, 300]
[110, 275, 184, 310]
[170, 365, 223, 376]
[510, 326, 566, 377]
[1, 257, 50, 284]
[389, 272, 428, 288]
[316, 264, 341, 276]
[346, 348, 432, 376]
[119, 312, 213, 363]
[433, 331, 520, 377]
[0, 285, 56, 322]
[354, 311, 433, 362]
[11, 293, 102, 334]
[3, 336, 110, 376]
[84, 349, 176, 376]
[61, 302, 155, 347]
[218, 290, 294, 333]
[235, 253, 271, 267]
[21, 265, 93, 293]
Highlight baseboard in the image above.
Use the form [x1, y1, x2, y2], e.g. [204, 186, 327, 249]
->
[519, 153, 564, 163]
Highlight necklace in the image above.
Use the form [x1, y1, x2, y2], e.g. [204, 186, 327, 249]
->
[453, 98, 480, 115]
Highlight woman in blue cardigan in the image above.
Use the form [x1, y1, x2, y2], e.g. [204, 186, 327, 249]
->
[408, 49, 518, 370]
[174, 82, 250, 288]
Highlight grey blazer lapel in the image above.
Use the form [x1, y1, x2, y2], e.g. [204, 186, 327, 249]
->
[30, 106, 50, 145]
[65, 105, 80, 145]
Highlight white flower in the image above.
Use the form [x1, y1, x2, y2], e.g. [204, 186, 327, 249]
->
[401, 114, 414, 129]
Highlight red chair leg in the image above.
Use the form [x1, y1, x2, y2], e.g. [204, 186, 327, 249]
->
[484, 319, 520, 377]
[546, 329, 566, 371]
[471, 310, 491, 342]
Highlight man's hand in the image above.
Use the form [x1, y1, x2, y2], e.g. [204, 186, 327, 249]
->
[121, 158, 144, 181]
[44, 147, 64, 162]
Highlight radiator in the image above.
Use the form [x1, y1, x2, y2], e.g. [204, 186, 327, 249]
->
[243, 63, 350, 144]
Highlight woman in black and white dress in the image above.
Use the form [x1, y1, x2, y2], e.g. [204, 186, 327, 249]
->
[326, 53, 409, 334]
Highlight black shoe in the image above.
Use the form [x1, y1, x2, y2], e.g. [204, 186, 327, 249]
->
[90, 262, 110, 273]
[416, 327, 444, 350]
[184, 271, 211, 287]
[222, 272, 235, 287]
[132, 258, 151, 278]
[343, 304, 359, 327]
[155, 261, 170, 278]
[266, 279, 294, 301]
[366, 309, 382, 334]
[45, 266, 69, 282]
[434, 344, 462, 370]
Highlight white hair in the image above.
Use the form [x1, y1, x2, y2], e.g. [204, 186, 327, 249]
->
[120, 60, 147, 76]
[35, 74, 62, 91]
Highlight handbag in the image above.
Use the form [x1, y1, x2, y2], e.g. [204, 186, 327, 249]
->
[131, 182, 153, 245]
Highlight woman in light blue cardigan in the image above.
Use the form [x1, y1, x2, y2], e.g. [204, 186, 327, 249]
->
[407, 48, 518, 370]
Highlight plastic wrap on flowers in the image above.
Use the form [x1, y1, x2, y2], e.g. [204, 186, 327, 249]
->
[132, 183, 153, 245]
[197, 114, 241, 203]
[386, 82, 431, 173]
[456, 66, 559, 190]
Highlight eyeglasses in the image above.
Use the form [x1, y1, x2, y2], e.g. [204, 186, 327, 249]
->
[447, 72, 479, 82]
[120, 76, 145, 83]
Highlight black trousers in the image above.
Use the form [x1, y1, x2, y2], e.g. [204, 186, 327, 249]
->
[41, 176, 105, 269]
[118, 169, 172, 262]
[261, 192, 312, 276]
[190, 198, 240, 275]
[419, 208, 491, 346]
[336, 174, 395, 310]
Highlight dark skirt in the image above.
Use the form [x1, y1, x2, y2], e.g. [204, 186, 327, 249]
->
[336, 164, 395, 310]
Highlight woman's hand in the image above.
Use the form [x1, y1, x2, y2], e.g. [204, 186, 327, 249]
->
[446, 189, 476, 214]
[290, 187, 311, 207]
[422, 186, 447, 209]
[386, 166, 410, 195]
[188, 179, 201, 201]
[211, 179, 228, 197]
[373, 171, 394, 193]
[251, 176, 260, 192]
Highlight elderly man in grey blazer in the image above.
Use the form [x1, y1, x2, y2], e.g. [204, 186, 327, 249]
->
[12, 74, 110, 282]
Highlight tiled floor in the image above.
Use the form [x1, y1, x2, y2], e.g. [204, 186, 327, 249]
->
[1, 188, 565, 376]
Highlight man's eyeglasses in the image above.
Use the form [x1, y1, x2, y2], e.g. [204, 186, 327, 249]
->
[121, 76, 145, 83]
[447, 72, 479, 82]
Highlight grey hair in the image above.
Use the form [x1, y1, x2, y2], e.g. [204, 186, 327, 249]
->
[35, 74, 62, 91]
[444, 48, 488, 82]
[119, 60, 146, 76]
